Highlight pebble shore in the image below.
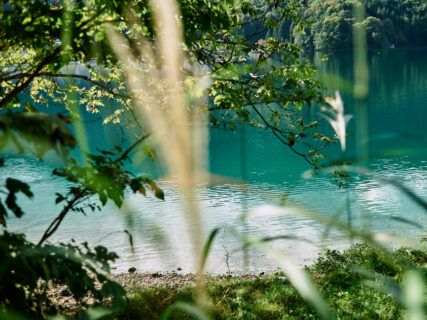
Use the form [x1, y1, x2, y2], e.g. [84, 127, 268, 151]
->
[109, 271, 263, 291]
[49, 271, 267, 312]
[110, 272, 197, 290]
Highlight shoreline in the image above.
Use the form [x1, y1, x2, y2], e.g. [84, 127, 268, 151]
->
[49, 244, 426, 319]
[109, 271, 273, 291]
[49, 271, 271, 312]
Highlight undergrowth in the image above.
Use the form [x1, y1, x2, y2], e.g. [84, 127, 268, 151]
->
[114, 244, 427, 319]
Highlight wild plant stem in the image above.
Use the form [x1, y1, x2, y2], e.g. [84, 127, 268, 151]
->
[37, 133, 150, 246]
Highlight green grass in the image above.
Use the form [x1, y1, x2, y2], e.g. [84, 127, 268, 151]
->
[114, 244, 426, 320]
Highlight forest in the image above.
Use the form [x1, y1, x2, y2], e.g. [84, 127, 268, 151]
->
[242, 0, 427, 50]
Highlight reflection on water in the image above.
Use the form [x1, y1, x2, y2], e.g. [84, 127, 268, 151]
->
[3, 48, 427, 273]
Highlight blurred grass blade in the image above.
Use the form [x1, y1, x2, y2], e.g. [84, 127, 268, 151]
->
[248, 205, 425, 251]
[234, 234, 315, 256]
[260, 235, 315, 245]
[314, 72, 353, 93]
[70, 91, 90, 156]
[387, 216, 423, 229]
[352, 2, 368, 99]
[200, 227, 219, 271]
[403, 270, 425, 320]
[305, 165, 427, 213]
[244, 235, 335, 320]
[61, 0, 74, 54]
[49, 307, 113, 320]
[321, 206, 346, 251]
[160, 302, 211, 320]
[371, 234, 425, 250]
[124, 229, 135, 254]
[323, 91, 352, 152]
[352, 267, 402, 302]
[0, 311, 30, 320]
[381, 178, 427, 212]
[107, 0, 207, 275]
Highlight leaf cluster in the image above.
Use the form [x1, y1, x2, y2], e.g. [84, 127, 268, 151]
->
[0, 231, 125, 318]
[293, 0, 427, 51]
[1, 0, 337, 168]
[0, 177, 33, 226]
[0, 110, 76, 158]
[53, 147, 163, 210]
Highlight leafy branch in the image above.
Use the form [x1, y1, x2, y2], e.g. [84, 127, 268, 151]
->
[37, 133, 159, 246]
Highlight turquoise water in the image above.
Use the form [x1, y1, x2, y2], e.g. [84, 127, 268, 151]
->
[3, 48, 427, 274]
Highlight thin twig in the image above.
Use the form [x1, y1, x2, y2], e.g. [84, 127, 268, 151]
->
[37, 133, 152, 245]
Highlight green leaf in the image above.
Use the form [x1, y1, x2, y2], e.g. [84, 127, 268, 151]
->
[154, 188, 165, 200]
[226, 120, 237, 131]
[55, 193, 65, 204]
[99, 192, 107, 206]
[101, 281, 126, 310]
[208, 112, 218, 125]
[200, 228, 219, 271]
[5, 178, 33, 218]
[22, 16, 32, 25]
[124, 229, 135, 254]
[6, 178, 33, 198]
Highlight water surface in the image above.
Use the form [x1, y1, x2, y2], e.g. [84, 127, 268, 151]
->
[4, 48, 427, 274]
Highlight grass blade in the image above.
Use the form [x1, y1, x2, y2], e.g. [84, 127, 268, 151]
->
[244, 235, 335, 320]
[200, 228, 220, 271]
[403, 270, 425, 320]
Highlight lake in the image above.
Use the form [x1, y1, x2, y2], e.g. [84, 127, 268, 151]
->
[4, 48, 427, 274]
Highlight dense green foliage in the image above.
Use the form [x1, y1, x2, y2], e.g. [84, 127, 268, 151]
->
[0, 231, 125, 318]
[363, 0, 427, 47]
[116, 244, 427, 319]
[243, 0, 427, 50]
[240, 1, 302, 44]
[296, 0, 427, 50]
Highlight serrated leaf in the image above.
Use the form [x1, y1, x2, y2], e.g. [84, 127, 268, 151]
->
[154, 188, 165, 200]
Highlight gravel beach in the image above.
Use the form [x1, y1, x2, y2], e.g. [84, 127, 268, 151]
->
[109, 271, 264, 290]
[48, 271, 266, 313]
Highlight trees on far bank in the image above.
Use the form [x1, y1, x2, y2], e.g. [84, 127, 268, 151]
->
[254, 0, 427, 51]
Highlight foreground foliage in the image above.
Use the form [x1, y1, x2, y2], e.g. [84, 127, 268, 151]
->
[115, 244, 426, 319]
[0, 231, 126, 319]
[1, 1, 425, 319]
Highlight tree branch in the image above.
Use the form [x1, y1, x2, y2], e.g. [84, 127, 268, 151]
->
[114, 133, 151, 163]
[37, 192, 82, 246]
[0, 48, 61, 110]
[2, 72, 133, 101]
[245, 97, 315, 166]
[37, 132, 152, 245]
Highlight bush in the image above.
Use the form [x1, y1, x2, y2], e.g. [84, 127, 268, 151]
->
[0, 231, 125, 319]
